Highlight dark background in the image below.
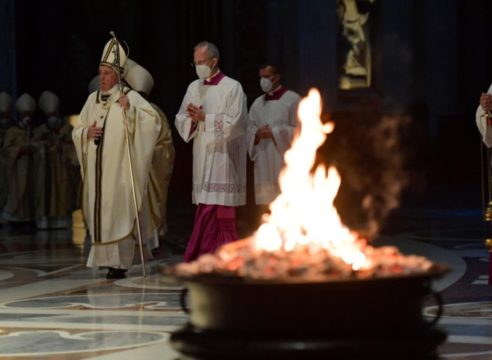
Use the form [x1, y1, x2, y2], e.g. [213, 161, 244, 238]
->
[1, 0, 491, 230]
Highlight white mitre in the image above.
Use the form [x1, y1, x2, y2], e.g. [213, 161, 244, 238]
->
[15, 93, 36, 113]
[38, 90, 60, 114]
[125, 58, 154, 95]
[100, 37, 127, 74]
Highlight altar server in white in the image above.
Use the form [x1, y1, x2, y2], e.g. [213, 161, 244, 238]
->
[248, 63, 300, 206]
[175, 41, 247, 262]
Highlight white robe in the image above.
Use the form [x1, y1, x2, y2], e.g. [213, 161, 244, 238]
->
[476, 83, 492, 147]
[247, 89, 300, 204]
[175, 73, 247, 206]
[72, 85, 160, 269]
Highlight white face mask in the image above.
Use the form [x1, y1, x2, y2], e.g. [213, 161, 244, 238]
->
[47, 116, 61, 129]
[260, 77, 273, 93]
[196, 64, 212, 80]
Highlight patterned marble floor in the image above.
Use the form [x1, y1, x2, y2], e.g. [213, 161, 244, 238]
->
[0, 203, 490, 359]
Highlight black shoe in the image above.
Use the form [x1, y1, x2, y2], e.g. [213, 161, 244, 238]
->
[106, 267, 127, 279]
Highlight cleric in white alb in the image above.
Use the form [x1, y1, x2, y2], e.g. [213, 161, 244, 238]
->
[247, 63, 300, 205]
[175, 41, 247, 262]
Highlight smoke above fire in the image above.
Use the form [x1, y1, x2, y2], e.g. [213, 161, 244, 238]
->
[318, 97, 411, 240]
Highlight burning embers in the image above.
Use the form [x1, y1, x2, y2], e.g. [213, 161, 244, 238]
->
[176, 239, 434, 281]
[175, 89, 434, 281]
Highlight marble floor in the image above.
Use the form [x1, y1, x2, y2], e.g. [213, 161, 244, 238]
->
[0, 199, 490, 359]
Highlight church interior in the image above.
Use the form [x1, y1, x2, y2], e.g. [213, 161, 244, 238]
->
[0, 0, 491, 359]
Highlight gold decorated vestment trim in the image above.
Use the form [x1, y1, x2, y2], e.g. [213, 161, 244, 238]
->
[93, 109, 110, 243]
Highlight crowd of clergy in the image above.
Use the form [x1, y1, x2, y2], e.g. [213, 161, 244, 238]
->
[0, 90, 79, 230]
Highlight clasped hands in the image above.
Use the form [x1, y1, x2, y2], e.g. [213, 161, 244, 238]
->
[254, 125, 273, 144]
[187, 103, 205, 122]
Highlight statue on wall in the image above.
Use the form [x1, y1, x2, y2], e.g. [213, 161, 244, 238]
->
[337, 0, 376, 90]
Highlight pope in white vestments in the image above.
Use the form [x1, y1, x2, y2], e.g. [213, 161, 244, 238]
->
[175, 41, 247, 262]
[247, 63, 300, 205]
[72, 38, 160, 279]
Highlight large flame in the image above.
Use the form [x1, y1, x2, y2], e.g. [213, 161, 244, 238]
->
[254, 89, 370, 271]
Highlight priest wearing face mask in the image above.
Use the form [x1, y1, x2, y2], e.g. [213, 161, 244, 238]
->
[2, 93, 38, 223]
[247, 63, 300, 220]
[32, 91, 79, 229]
[175, 41, 247, 262]
[72, 37, 161, 279]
